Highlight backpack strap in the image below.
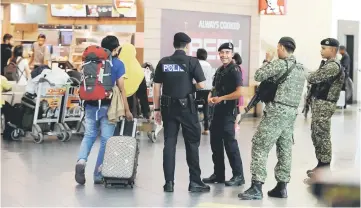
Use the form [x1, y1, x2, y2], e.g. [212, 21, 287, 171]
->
[14, 57, 25, 83]
[275, 60, 297, 85]
[326, 61, 343, 83]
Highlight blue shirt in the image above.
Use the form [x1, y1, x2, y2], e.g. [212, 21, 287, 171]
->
[111, 57, 126, 85]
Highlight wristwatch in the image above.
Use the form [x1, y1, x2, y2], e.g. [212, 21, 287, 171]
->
[154, 108, 160, 111]
[263, 59, 271, 64]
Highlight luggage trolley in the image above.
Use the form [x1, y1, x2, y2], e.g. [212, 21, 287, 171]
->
[29, 78, 70, 143]
[140, 62, 163, 143]
[145, 86, 163, 143]
[60, 85, 85, 139]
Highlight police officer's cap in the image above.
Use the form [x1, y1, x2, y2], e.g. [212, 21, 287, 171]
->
[278, 37, 296, 50]
[218, 42, 234, 52]
[174, 32, 191, 44]
[321, 38, 339, 48]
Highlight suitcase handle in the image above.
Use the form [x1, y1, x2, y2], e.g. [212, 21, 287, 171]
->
[119, 118, 137, 138]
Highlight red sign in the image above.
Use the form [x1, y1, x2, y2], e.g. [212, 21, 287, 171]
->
[259, 0, 286, 15]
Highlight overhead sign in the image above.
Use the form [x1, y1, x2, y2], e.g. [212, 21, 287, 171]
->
[160, 9, 251, 86]
[50, 3, 136, 18]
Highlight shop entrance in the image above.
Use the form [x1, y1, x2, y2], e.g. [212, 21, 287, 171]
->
[346, 35, 355, 81]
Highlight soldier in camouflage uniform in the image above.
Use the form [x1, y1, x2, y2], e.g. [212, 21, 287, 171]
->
[306, 38, 344, 178]
[238, 37, 306, 200]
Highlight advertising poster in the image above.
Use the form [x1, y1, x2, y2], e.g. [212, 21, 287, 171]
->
[50, 4, 87, 17]
[160, 9, 251, 86]
[259, 0, 286, 15]
[112, 0, 137, 17]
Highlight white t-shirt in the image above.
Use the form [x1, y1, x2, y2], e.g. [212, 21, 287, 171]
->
[16, 57, 28, 85]
[199, 60, 215, 90]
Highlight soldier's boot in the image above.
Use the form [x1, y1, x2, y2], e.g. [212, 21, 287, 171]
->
[238, 180, 263, 200]
[307, 160, 330, 177]
[267, 182, 288, 198]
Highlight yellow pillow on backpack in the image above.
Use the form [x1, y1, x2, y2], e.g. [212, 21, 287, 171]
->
[118, 43, 144, 97]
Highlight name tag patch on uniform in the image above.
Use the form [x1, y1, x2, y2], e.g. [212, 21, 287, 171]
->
[162, 64, 184, 72]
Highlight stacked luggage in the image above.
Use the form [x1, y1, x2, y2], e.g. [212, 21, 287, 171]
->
[2, 67, 80, 143]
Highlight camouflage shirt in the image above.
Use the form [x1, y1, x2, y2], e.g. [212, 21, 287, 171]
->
[255, 55, 306, 107]
[307, 58, 344, 102]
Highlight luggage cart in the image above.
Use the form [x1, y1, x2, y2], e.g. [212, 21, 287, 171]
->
[60, 85, 85, 139]
[29, 78, 70, 143]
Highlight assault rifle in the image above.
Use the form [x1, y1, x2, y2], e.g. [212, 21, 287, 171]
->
[237, 86, 261, 124]
[302, 84, 312, 118]
[302, 60, 326, 118]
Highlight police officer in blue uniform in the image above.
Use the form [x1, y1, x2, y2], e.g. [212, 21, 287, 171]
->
[202, 42, 245, 187]
[153, 32, 211, 193]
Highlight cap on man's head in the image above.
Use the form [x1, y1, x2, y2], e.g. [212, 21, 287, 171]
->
[218, 42, 234, 52]
[174, 32, 191, 44]
[278, 37, 296, 50]
[321, 38, 339, 48]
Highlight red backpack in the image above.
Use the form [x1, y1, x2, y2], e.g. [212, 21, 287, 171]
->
[79, 46, 113, 103]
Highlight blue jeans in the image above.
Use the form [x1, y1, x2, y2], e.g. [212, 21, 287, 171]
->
[77, 105, 116, 181]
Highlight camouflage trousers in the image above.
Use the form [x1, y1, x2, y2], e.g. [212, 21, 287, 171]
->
[251, 103, 297, 183]
[311, 99, 336, 163]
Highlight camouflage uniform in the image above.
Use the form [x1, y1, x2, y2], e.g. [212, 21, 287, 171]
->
[307, 58, 344, 164]
[251, 55, 305, 183]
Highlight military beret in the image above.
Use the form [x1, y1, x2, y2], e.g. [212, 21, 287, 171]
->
[218, 42, 234, 52]
[321, 38, 339, 47]
[278, 37, 296, 50]
[174, 32, 191, 44]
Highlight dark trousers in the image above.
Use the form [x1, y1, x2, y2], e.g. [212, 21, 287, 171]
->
[162, 104, 202, 183]
[127, 78, 151, 119]
[209, 106, 244, 178]
[196, 90, 210, 130]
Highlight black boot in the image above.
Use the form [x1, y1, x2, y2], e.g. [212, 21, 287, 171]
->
[202, 174, 225, 184]
[307, 160, 330, 177]
[163, 181, 174, 192]
[225, 175, 245, 187]
[268, 182, 287, 198]
[306, 160, 320, 175]
[238, 180, 263, 200]
[188, 181, 211, 192]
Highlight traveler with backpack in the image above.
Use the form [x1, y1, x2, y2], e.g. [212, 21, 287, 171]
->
[75, 36, 133, 185]
[4, 45, 31, 85]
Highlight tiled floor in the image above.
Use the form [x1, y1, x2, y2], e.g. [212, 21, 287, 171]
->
[1, 105, 360, 207]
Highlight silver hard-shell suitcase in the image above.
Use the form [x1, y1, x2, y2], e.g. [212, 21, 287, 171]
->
[102, 118, 139, 188]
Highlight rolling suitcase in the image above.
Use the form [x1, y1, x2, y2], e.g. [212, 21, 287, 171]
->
[102, 118, 139, 188]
